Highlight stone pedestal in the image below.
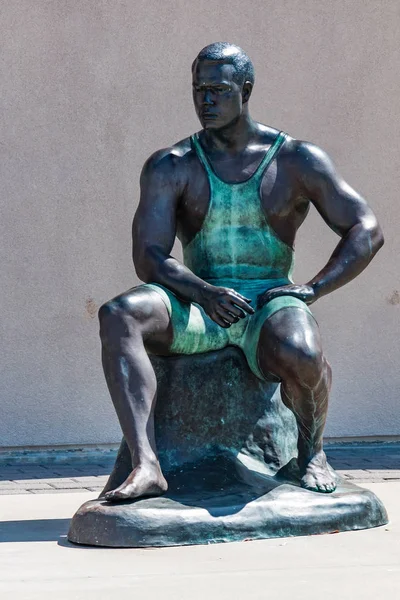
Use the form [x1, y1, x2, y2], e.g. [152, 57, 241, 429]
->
[68, 348, 388, 547]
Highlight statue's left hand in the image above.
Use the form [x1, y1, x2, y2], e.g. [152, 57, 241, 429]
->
[257, 284, 317, 309]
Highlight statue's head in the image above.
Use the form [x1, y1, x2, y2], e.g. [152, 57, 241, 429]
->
[192, 42, 254, 130]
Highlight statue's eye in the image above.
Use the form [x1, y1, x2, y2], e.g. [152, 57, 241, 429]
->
[215, 86, 230, 94]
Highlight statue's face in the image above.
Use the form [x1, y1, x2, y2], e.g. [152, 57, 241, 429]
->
[192, 61, 243, 130]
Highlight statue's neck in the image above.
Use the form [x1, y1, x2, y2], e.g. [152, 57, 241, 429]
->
[202, 110, 257, 153]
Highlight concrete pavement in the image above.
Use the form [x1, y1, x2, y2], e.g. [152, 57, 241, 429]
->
[1, 445, 399, 598]
[0, 482, 399, 599]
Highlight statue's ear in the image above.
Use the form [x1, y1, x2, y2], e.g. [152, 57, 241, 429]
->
[242, 81, 253, 104]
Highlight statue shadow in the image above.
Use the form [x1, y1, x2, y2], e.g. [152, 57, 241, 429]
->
[0, 518, 71, 544]
[99, 453, 300, 519]
[0, 518, 98, 548]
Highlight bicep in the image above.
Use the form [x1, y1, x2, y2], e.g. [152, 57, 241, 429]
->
[132, 154, 181, 271]
[133, 190, 177, 257]
[299, 143, 375, 236]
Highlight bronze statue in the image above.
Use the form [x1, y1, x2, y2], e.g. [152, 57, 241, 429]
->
[99, 42, 383, 502]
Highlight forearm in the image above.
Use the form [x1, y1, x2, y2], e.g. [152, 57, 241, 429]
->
[136, 249, 214, 304]
[307, 221, 384, 299]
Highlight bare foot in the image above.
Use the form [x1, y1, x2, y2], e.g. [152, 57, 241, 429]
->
[299, 451, 337, 493]
[104, 461, 168, 502]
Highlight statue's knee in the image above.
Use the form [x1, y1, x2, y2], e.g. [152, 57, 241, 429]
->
[98, 299, 132, 345]
[98, 300, 114, 327]
[99, 293, 155, 346]
[278, 337, 324, 385]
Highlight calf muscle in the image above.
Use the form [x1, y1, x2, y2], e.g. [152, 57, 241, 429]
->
[99, 287, 172, 501]
[257, 308, 335, 492]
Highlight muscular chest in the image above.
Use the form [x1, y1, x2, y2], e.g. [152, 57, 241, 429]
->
[177, 152, 299, 246]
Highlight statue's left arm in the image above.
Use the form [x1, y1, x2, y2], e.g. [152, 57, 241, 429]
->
[259, 141, 384, 307]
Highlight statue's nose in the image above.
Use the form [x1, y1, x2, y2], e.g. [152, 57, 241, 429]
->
[203, 90, 214, 105]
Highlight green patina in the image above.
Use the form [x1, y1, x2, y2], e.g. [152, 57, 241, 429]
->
[185, 131, 294, 282]
[144, 131, 312, 380]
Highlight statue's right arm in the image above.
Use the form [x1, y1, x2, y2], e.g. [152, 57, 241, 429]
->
[132, 150, 254, 328]
[132, 150, 211, 304]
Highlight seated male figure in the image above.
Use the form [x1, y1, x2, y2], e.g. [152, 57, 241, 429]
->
[99, 43, 383, 501]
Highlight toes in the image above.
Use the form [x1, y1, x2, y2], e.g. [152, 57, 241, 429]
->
[316, 481, 336, 493]
[104, 491, 118, 502]
[301, 477, 337, 494]
[104, 488, 129, 502]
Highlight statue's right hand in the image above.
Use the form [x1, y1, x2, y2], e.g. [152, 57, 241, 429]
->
[199, 287, 255, 328]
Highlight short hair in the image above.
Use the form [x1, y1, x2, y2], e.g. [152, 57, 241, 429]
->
[192, 42, 255, 87]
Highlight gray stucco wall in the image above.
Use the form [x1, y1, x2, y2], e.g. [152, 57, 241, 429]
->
[1, 1, 399, 447]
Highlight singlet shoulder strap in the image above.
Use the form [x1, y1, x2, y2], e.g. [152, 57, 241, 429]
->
[191, 130, 288, 183]
[253, 131, 288, 180]
[191, 133, 214, 178]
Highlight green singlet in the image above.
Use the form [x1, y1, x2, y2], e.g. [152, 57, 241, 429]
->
[142, 131, 313, 380]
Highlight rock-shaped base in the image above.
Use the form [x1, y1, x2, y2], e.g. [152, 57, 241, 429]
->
[69, 348, 388, 547]
[68, 454, 388, 547]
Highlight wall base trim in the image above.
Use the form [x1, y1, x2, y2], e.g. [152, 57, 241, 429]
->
[1, 436, 400, 466]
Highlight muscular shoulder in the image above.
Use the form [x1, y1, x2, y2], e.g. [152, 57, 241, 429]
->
[140, 136, 195, 190]
[255, 123, 281, 145]
[280, 135, 336, 182]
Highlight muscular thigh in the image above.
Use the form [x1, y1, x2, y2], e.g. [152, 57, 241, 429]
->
[257, 307, 323, 379]
[105, 285, 174, 354]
